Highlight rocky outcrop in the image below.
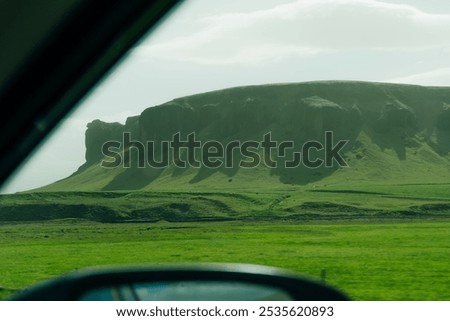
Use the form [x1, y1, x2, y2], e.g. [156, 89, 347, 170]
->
[85, 116, 139, 164]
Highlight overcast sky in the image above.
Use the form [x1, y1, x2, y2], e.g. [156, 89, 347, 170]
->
[3, 0, 450, 193]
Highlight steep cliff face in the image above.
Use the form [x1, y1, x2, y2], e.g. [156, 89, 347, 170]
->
[61, 81, 450, 190]
[84, 116, 139, 164]
[436, 104, 450, 154]
[84, 81, 450, 157]
[85, 120, 123, 164]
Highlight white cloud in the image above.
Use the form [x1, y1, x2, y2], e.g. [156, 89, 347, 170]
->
[386, 68, 450, 86]
[134, 0, 450, 65]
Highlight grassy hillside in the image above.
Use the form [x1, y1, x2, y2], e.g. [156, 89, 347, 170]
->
[39, 130, 450, 193]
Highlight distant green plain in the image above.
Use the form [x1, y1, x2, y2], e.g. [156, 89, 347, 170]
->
[0, 219, 448, 300]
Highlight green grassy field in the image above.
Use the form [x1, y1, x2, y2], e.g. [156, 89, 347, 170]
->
[0, 219, 448, 300]
[2, 168, 449, 300]
[2, 180, 450, 223]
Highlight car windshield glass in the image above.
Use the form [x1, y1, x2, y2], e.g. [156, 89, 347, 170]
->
[1, 0, 449, 301]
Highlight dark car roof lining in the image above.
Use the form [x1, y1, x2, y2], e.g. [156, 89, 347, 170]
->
[0, 0, 83, 91]
[0, 0, 182, 189]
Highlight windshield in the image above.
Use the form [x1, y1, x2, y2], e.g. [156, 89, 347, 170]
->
[0, 0, 449, 301]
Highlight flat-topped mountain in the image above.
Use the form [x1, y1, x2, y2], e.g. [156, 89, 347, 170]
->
[42, 81, 450, 192]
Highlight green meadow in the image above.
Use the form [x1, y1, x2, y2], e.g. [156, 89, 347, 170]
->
[1, 180, 449, 300]
[2, 181, 450, 223]
[0, 219, 448, 301]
